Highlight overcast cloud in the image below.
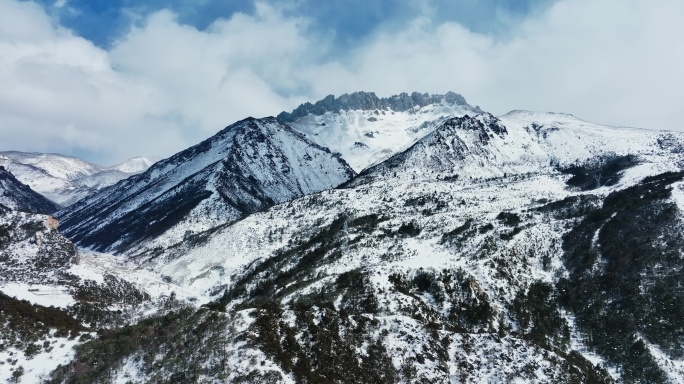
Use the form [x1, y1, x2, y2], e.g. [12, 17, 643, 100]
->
[0, 0, 682, 164]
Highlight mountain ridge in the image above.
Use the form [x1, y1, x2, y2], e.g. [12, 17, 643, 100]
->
[277, 91, 481, 122]
[57, 116, 355, 255]
[0, 151, 157, 206]
[280, 91, 484, 172]
[0, 165, 60, 214]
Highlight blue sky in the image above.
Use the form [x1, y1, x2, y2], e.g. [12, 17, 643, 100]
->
[1, 0, 682, 164]
[38, 0, 552, 48]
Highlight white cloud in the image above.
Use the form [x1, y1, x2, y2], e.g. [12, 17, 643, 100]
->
[0, 0, 682, 164]
[311, 0, 684, 130]
[108, 4, 315, 136]
[0, 1, 312, 164]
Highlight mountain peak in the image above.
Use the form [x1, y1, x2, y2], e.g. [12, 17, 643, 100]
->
[277, 91, 481, 122]
[279, 92, 485, 172]
[58, 116, 355, 254]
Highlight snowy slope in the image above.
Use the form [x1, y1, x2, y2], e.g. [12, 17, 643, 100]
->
[8, 103, 684, 383]
[0, 207, 157, 383]
[109, 156, 160, 173]
[499, 110, 676, 166]
[0, 207, 76, 284]
[0, 152, 157, 206]
[57, 117, 355, 255]
[0, 154, 90, 206]
[349, 111, 683, 187]
[123, 171, 610, 382]
[109, 111, 684, 383]
[0, 166, 60, 213]
[279, 91, 483, 171]
[0, 151, 102, 181]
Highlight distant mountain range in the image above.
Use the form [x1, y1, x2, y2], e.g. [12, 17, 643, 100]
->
[0, 151, 158, 207]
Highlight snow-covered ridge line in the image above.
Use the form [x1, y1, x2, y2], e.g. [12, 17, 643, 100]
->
[0, 151, 157, 206]
[57, 116, 355, 255]
[283, 92, 484, 172]
[345, 110, 684, 187]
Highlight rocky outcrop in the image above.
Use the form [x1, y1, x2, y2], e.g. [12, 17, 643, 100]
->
[0, 209, 77, 283]
[277, 91, 479, 122]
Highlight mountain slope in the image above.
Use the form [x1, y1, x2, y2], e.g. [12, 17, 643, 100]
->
[89, 111, 684, 383]
[279, 91, 483, 171]
[57, 117, 355, 255]
[0, 206, 153, 383]
[0, 166, 60, 214]
[0, 151, 102, 180]
[349, 111, 683, 187]
[0, 152, 157, 206]
[5, 99, 683, 383]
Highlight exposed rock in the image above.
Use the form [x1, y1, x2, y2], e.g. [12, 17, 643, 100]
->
[277, 91, 477, 122]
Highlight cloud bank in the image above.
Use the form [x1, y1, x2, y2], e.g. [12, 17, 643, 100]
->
[0, 0, 682, 164]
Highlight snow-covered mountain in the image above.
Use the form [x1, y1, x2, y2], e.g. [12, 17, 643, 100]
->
[350, 111, 682, 187]
[0, 151, 103, 181]
[57, 117, 355, 255]
[4, 92, 684, 383]
[0, 207, 152, 383]
[0, 166, 60, 213]
[279, 91, 482, 171]
[81, 109, 683, 383]
[0, 152, 157, 206]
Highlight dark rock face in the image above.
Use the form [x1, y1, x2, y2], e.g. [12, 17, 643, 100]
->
[0, 166, 60, 214]
[277, 91, 476, 122]
[439, 113, 508, 145]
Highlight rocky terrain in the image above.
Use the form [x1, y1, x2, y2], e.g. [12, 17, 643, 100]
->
[279, 92, 483, 171]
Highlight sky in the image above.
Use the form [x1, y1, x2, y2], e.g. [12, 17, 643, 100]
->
[0, 0, 682, 165]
